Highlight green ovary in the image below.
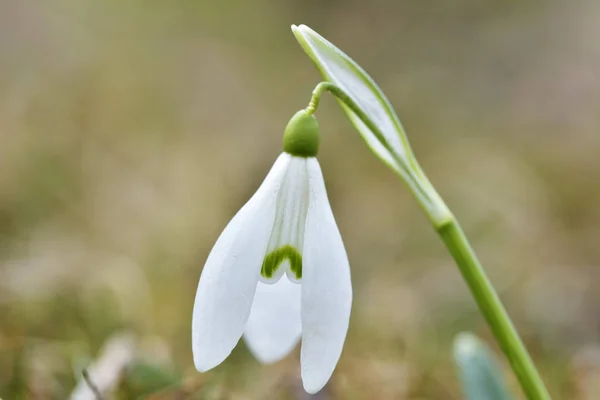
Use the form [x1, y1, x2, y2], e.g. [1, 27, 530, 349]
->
[261, 245, 302, 280]
[282, 109, 320, 157]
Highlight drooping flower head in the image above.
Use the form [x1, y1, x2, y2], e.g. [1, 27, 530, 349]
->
[192, 110, 352, 394]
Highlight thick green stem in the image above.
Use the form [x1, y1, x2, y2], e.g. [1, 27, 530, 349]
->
[438, 220, 551, 400]
[307, 81, 551, 400]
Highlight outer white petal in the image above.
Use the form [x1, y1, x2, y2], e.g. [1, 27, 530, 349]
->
[243, 274, 302, 363]
[300, 158, 352, 394]
[192, 153, 291, 372]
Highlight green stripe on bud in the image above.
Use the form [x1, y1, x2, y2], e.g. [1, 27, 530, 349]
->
[261, 245, 302, 280]
[283, 110, 320, 158]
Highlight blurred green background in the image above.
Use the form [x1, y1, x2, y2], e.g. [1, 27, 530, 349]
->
[1, 0, 599, 398]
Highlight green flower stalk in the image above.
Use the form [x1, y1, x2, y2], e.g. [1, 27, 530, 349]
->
[292, 24, 551, 400]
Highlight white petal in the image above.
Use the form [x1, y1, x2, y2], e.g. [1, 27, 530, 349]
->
[192, 153, 291, 372]
[260, 156, 309, 284]
[243, 274, 302, 363]
[300, 158, 352, 394]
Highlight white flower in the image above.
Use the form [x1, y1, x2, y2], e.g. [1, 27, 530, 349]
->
[192, 111, 352, 394]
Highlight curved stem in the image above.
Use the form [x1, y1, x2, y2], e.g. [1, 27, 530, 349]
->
[307, 81, 551, 400]
[307, 83, 389, 152]
[305, 82, 330, 115]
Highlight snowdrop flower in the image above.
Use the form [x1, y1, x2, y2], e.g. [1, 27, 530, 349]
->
[192, 110, 352, 393]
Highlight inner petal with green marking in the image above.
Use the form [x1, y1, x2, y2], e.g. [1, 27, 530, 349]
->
[261, 245, 303, 281]
[260, 156, 310, 284]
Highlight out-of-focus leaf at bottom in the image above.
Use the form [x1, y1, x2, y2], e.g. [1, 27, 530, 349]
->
[454, 332, 514, 400]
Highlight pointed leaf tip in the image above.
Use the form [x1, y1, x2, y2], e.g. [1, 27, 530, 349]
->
[453, 332, 514, 400]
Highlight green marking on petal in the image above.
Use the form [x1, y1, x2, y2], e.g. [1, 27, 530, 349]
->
[261, 245, 303, 280]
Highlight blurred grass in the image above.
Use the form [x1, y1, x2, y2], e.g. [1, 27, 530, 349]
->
[1, 0, 600, 398]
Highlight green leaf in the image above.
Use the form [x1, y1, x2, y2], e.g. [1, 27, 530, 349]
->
[292, 24, 412, 175]
[454, 332, 514, 400]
